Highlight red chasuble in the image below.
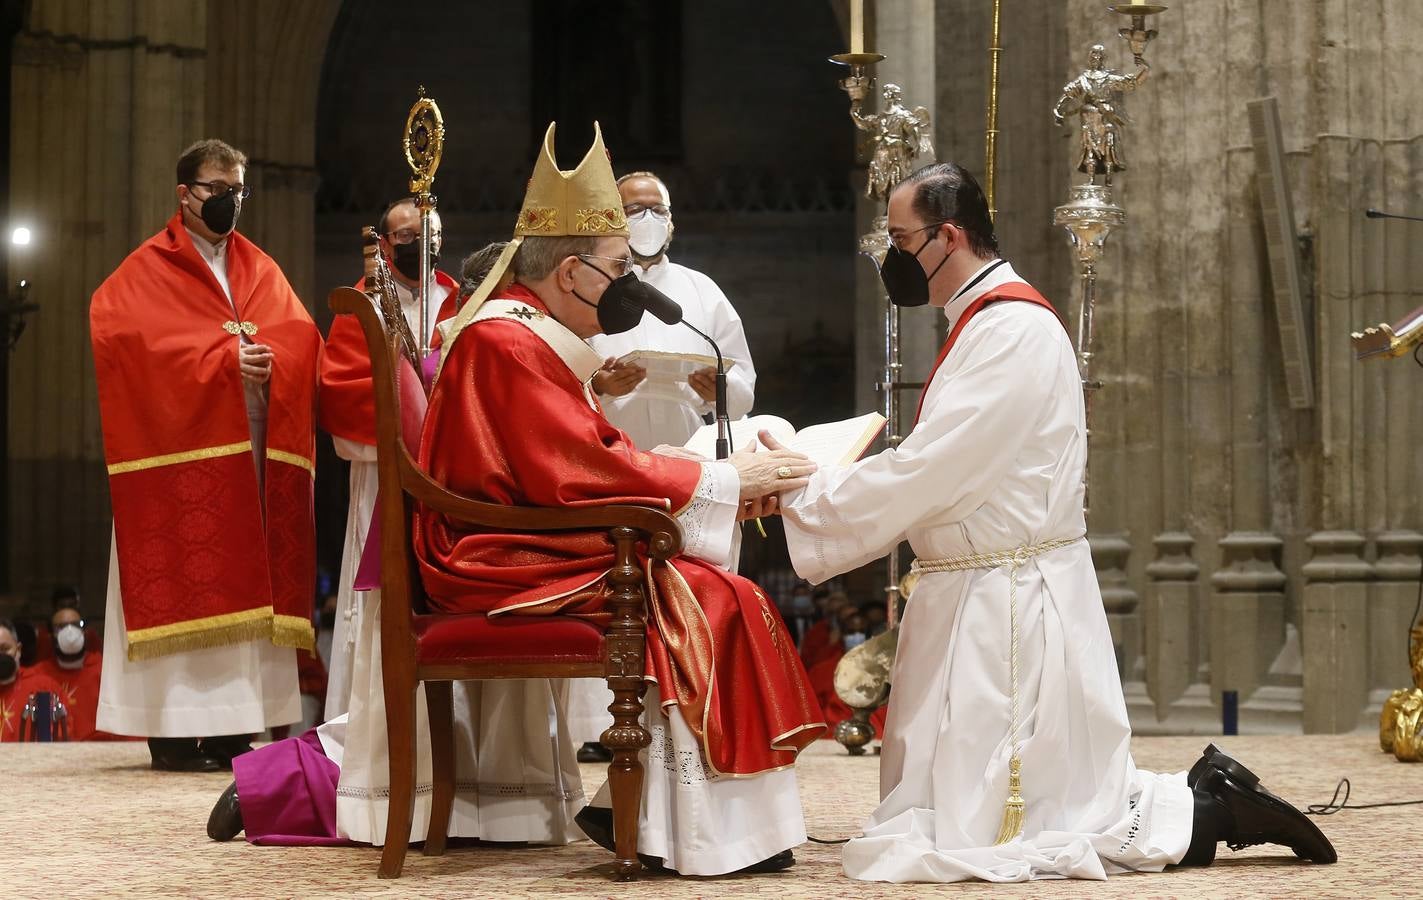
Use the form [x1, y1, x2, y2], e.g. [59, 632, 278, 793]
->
[914, 280, 1064, 425]
[319, 270, 461, 446]
[91, 213, 320, 660]
[414, 284, 825, 777]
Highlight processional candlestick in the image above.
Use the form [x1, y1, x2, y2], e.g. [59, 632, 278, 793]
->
[1051, 4, 1165, 516]
[403, 86, 445, 358]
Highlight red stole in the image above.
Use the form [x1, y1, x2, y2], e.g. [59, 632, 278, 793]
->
[90, 213, 320, 660]
[914, 281, 1064, 425]
[319, 270, 461, 446]
[414, 284, 825, 775]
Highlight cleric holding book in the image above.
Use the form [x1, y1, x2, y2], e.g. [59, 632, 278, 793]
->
[571, 169, 759, 762]
[774, 162, 1336, 883]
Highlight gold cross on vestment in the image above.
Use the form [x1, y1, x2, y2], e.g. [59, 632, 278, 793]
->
[222, 320, 259, 336]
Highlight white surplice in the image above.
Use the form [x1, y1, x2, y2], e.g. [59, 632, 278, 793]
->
[324, 275, 451, 721]
[780, 261, 1194, 883]
[327, 450, 807, 875]
[572, 257, 758, 746]
[97, 229, 299, 737]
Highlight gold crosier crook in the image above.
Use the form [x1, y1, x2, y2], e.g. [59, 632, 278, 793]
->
[403, 86, 445, 357]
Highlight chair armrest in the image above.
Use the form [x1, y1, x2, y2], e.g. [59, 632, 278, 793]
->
[400, 457, 684, 560]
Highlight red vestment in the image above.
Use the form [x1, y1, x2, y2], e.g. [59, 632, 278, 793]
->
[319, 270, 461, 445]
[33, 652, 130, 741]
[0, 666, 62, 742]
[414, 285, 824, 777]
[90, 214, 321, 660]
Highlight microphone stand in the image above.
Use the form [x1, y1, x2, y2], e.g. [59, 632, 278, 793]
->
[681, 321, 730, 459]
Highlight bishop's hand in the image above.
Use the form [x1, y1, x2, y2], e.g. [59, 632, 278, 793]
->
[239, 342, 273, 386]
[730, 441, 816, 501]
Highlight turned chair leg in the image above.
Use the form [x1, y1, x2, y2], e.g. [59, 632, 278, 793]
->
[379, 680, 419, 878]
[604, 679, 649, 881]
[424, 680, 456, 857]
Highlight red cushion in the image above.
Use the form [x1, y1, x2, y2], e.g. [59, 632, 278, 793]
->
[413, 613, 605, 667]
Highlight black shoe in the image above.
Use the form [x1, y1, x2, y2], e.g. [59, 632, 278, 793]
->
[577, 741, 613, 764]
[575, 805, 615, 852]
[149, 737, 223, 773]
[207, 781, 244, 841]
[1186, 743, 1261, 790]
[1195, 765, 1337, 863]
[201, 734, 255, 769]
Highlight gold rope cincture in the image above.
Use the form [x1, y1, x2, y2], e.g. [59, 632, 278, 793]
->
[909, 535, 1082, 844]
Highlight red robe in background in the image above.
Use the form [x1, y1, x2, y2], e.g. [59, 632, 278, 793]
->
[90, 213, 320, 660]
[0, 666, 61, 742]
[319, 270, 460, 445]
[414, 285, 824, 777]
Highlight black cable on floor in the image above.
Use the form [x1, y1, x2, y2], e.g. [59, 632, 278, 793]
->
[1306, 778, 1423, 816]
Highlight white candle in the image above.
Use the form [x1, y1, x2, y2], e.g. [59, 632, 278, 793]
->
[850, 0, 864, 54]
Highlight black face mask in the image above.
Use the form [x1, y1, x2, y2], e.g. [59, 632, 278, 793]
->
[191, 190, 240, 236]
[574, 259, 646, 335]
[879, 223, 952, 307]
[391, 241, 440, 282]
[0, 653, 16, 682]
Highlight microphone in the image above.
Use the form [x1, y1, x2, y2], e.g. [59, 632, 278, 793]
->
[632, 281, 732, 459]
[1365, 208, 1423, 223]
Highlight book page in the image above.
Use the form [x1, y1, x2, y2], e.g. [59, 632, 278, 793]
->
[684, 414, 793, 459]
[785, 412, 886, 467]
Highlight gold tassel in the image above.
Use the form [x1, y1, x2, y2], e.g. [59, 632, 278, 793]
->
[992, 754, 1025, 845]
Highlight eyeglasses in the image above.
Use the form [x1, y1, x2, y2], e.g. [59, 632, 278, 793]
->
[187, 181, 251, 201]
[384, 229, 444, 245]
[578, 253, 636, 278]
[890, 220, 951, 251]
[624, 203, 670, 217]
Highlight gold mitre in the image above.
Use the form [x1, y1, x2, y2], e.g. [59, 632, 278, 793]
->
[516, 122, 628, 237]
[434, 121, 626, 382]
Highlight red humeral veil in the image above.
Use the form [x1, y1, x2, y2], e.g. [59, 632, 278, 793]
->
[90, 213, 321, 661]
[319, 270, 460, 446]
[414, 285, 825, 777]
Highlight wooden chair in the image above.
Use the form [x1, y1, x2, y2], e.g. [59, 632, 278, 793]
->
[329, 277, 680, 882]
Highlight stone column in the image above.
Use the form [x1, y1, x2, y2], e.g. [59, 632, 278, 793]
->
[1369, 531, 1423, 698]
[1300, 531, 1371, 733]
[1209, 533, 1286, 711]
[1142, 532, 1199, 720]
[1092, 533, 1139, 682]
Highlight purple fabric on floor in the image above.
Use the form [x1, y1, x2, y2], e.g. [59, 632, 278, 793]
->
[231, 728, 355, 846]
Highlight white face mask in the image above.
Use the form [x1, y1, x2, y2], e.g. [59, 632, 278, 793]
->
[628, 210, 671, 258]
[56, 623, 86, 656]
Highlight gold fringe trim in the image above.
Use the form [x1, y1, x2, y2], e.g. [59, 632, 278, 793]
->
[271, 614, 316, 652]
[993, 754, 1025, 844]
[266, 448, 315, 474]
[125, 606, 276, 661]
[107, 441, 252, 475]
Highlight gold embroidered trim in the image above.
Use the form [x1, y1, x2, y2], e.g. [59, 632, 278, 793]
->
[575, 207, 627, 234]
[106, 441, 252, 475]
[125, 606, 275, 661]
[223, 320, 259, 336]
[517, 207, 558, 233]
[272, 614, 316, 652]
[266, 448, 315, 474]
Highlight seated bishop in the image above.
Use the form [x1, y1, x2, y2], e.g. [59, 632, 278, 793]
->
[210, 122, 825, 878]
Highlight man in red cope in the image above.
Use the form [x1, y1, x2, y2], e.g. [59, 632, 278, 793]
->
[318, 197, 460, 721]
[32, 601, 110, 741]
[415, 122, 825, 875]
[91, 138, 322, 771]
[0, 619, 60, 742]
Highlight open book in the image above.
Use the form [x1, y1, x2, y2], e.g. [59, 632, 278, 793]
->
[683, 411, 886, 468]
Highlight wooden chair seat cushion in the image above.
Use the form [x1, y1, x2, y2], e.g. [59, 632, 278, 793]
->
[412, 612, 605, 666]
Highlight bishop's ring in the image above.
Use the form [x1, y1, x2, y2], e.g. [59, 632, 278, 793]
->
[777, 465, 793, 479]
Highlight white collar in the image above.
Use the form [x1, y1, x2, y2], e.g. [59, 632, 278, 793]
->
[942, 259, 1018, 331]
[185, 227, 227, 262]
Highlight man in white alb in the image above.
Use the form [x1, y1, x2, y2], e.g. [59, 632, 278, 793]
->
[775, 161, 1336, 882]
[572, 170, 759, 762]
[317, 197, 459, 721]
